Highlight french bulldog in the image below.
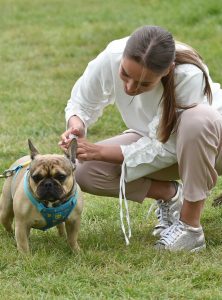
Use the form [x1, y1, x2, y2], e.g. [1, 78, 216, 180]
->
[0, 139, 83, 254]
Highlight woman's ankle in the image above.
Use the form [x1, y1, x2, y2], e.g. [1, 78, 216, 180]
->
[180, 199, 205, 228]
[147, 180, 177, 200]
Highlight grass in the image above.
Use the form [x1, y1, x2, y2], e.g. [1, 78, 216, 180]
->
[1, 0, 222, 299]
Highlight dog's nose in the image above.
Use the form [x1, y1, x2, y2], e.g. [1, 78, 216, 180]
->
[44, 180, 53, 189]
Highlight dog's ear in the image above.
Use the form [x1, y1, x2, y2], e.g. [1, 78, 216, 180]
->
[28, 139, 39, 160]
[65, 138, 77, 168]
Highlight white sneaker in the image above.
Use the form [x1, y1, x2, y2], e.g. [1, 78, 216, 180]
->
[152, 182, 183, 237]
[154, 220, 206, 252]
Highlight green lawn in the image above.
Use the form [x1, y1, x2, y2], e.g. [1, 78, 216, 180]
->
[1, 0, 222, 299]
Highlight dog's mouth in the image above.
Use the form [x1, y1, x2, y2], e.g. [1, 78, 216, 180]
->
[37, 190, 62, 201]
[36, 181, 65, 203]
[36, 190, 66, 208]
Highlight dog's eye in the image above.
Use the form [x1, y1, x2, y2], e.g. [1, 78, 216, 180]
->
[31, 174, 43, 183]
[54, 174, 67, 182]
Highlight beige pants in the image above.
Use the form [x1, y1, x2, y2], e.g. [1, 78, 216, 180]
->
[76, 104, 222, 203]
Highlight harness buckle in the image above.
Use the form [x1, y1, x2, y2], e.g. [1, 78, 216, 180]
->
[2, 169, 16, 178]
[0, 161, 31, 179]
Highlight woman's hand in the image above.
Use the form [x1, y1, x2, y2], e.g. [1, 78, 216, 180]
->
[59, 115, 85, 150]
[59, 114, 124, 163]
[77, 139, 102, 161]
[77, 139, 124, 164]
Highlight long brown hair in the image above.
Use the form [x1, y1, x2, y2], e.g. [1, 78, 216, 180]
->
[123, 25, 212, 143]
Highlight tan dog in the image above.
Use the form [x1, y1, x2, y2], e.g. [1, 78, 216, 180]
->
[0, 139, 83, 254]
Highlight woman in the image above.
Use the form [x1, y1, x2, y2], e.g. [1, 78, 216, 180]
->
[59, 25, 222, 251]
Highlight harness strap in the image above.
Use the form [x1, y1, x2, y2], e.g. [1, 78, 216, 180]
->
[11, 161, 31, 198]
[23, 170, 78, 231]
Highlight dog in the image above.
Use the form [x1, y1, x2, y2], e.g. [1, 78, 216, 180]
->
[0, 139, 83, 254]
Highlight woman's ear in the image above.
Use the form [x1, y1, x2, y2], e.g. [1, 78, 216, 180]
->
[163, 62, 175, 77]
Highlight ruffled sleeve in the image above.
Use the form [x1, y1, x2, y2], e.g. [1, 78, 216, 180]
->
[120, 115, 177, 182]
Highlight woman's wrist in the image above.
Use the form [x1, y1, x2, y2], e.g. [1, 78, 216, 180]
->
[68, 115, 86, 138]
[99, 145, 123, 164]
[68, 115, 85, 129]
[97, 144, 107, 161]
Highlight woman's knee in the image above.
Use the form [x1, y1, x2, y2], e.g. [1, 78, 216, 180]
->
[75, 161, 89, 191]
[177, 104, 222, 143]
[75, 160, 121, 194]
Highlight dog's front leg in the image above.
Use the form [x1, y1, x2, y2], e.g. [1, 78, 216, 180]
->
[65, 218, 81, 252]
[14, 221, 31, 254]
[56, 223, 66, 237]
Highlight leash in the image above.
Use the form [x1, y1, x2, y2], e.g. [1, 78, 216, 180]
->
[0, 161, 31, 179]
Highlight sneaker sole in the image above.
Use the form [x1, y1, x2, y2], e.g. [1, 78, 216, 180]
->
[154, 243, 206, 252]
[190, 244, 206, 253]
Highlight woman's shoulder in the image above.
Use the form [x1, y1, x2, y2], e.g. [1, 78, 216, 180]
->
[175, 63, 203, 76]
[105, 37, 129, 54]
[175, 41, 206, 76]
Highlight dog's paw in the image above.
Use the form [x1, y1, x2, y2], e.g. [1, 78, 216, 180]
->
[69, 242, 81, 253]
[212, 194, 222, 207]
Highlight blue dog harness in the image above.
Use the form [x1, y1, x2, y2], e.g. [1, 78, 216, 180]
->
[23, 170, 78, 231]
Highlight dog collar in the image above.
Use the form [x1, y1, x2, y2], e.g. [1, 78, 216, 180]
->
[23, 170, 78, 231]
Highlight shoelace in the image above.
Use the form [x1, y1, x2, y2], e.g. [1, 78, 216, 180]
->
[158, 221, 184, 245]
[146, 202, 157, 219]
[147, 182, 180, 224]
[146, 200, 170, 226]
[156, 200, 170, 224]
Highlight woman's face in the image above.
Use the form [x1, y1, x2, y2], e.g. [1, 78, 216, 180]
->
[119, 57, 167, 96]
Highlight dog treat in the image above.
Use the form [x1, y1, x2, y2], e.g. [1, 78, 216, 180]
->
[69, 134, 78, 140]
